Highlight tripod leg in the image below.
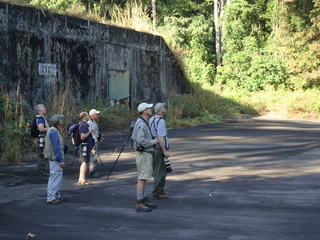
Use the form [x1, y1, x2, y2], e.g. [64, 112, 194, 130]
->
[71, 148, 79, 166]
[106, 130, 132, 181]
[98, 153, 104, 166]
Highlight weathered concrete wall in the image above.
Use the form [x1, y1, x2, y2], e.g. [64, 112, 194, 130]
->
[0, 1, 190, 108]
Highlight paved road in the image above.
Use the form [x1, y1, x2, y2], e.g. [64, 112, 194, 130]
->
[1, 117, 320, 240]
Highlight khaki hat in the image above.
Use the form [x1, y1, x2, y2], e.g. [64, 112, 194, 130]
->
[50, 114, 64, 124]
[154, 102, 166, 114]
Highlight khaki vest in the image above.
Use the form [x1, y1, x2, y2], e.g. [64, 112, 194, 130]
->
[43, 127, 64, 161]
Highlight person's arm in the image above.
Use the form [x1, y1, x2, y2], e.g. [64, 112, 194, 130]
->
[157, 120, 170, 157]
[136, 124, 157, 148]
[80, 124, 92, 140]
[158, 136, 170, 158]
[37, 117, 48, 133]
[50, 130, 65, 168]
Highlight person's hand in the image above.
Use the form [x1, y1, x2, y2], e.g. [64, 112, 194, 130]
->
[60, 162, 65, 168]
[152, 138, 158, 145]
[99, 137, 105, 142]
[163, 151, 171, 158]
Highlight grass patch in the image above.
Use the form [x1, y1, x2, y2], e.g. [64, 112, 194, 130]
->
[213, 87, 320, 119]
[165, 85, 258, 128]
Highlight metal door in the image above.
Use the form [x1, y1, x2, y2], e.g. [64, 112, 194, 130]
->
[108, 70, 130, 107]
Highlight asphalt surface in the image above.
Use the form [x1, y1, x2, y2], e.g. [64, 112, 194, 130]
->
[1, 117, 320, 240]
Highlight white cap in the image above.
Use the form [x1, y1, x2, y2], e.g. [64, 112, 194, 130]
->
[89, 109, 100, 116]
[138, 103, 153, 112]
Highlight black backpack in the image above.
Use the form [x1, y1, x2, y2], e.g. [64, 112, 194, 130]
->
[30, 117, 43, 138]
[68, 124, 81, 146]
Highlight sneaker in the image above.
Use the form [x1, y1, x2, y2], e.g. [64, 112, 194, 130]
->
[143, 197, 157, 209]
[89, 172, 101, 178]
[152, 193, 168, 200]
[136, 200, 152, 212]
[47, 199, 61, 204]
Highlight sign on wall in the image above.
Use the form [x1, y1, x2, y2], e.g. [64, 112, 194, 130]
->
[38, 63, 57, 76]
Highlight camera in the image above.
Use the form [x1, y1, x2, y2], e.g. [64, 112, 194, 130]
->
[136, 146, 145, 152]
[38, 134, 44, 148]
[81, 142, 88, 157]
[164, 157, 172, 173]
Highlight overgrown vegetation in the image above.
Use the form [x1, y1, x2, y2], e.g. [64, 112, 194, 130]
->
[0, 87, 30, 164]
[1, 0, 320, 163]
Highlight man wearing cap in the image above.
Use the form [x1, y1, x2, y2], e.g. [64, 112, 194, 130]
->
[149, 102, 171, 199]
[88, 109, 105, 178]
[43, 114, 66, 204]
[132, 103, 158, 212]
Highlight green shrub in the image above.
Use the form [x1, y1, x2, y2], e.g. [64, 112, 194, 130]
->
[0, 89, 30, 164]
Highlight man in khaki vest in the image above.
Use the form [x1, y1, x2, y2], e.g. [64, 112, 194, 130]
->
[132, 103, 158, 212]
[44, 114, 66, 204]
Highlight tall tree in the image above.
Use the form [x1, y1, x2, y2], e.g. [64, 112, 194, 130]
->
[214, 0, 230, 66]
[152, 0, 157, 32]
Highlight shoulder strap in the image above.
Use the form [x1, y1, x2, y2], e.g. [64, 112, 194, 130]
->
[150, 116, 162, 136]
[139, 117, 152, 134]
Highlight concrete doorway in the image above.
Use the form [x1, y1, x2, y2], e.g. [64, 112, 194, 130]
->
[108, 70, 130, 107]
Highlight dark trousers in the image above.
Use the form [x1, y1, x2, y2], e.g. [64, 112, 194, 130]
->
[152, 148, 167, 196]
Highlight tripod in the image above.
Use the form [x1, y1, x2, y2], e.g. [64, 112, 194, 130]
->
[106, 121, 135, 181]
[71, 146, 103, 166]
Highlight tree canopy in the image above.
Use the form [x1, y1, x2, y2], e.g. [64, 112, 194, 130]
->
[21, 0, 320, 91]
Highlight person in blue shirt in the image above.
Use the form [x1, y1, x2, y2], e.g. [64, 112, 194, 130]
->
[78, 112, 95, 185]
[43, 114, 66, 204]
[149, 103, 171, 199]
[34, 104, 50, 176]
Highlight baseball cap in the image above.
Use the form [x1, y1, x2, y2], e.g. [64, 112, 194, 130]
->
[154, 102, 166, 113]
[89, 109, 101, 116]
[138, 103, 153, 112]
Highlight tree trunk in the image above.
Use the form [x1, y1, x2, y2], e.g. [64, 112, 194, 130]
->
[214, 0, 230, 66]
[214, 0, 221, 66]
[152, 0, 157, 32]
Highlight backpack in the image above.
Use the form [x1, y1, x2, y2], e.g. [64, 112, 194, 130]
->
[30, 117, 43, 138]
[68, 124, 81, 146]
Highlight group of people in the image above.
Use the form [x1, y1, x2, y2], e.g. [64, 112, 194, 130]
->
[34, 101, 171, 211]
[34, 104, 104, 204]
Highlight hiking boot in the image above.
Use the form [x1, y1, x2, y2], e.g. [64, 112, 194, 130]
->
[57, 196, 66, 201]
[136, 199, 152, 212]
[143, 197, 157, 209]
[47, 199, 61, 204]
[89, 172, 101, 178]
[152, 193, 168, 200]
